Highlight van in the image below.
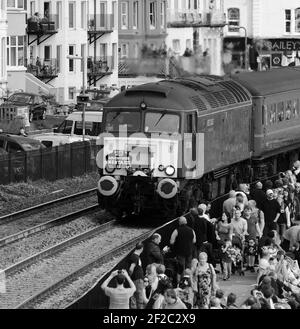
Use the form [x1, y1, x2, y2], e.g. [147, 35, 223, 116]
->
[31, 110, 102, 147]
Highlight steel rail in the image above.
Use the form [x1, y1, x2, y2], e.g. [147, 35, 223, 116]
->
[15, 228, 155, 309]
[0, 204, 101, 248]
[4, 219, 117, 277]
[0, 188, 97, 224]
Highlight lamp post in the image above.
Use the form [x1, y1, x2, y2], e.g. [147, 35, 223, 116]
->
[226, 24, 248, 70]
[66, 54, 88, 141]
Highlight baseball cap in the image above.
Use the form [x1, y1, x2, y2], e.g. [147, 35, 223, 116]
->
[266, 189, 274, 196]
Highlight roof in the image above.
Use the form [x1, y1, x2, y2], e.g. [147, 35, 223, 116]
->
[231, 67, 300, 96]
[10, 92, 40, 97]
[106, 75, 251, 112]
[0, 134, 42, 144]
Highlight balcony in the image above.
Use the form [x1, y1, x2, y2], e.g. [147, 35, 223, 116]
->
[88, 14, 115, 44]
[87, 56, 114, 87]
[167, 10, 226, 28]
[26, 58, 59, 84]
[26, 15, 58, 46]
[118, 58, 169, 78]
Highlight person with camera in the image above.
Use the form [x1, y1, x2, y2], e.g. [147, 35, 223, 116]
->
[101, 269, 136, 309]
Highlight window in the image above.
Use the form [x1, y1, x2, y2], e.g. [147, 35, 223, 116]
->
[149, 2, 156, 29]
[172, 39, 180, 53]
[99, 2, 106, 28]
[194, 0, 198, 10]
[105, 111, 140, 132]
[81, 44, 85, 72]
[227, 8, 240, 32]
[133, 43, 139, 59]
[57, 120, 73, 134]
[69, 45, 75, 72]
[121, 2, 128, 29]
[81, 1, 87, 29]
[295, 8, 300, 33]
[44, 46, 51, 61]
[0, 37, 6, 79]
[68, 87, 76, 100]
[277, 102, 284, 122]
[121, 43, 128, 58]
[7, 0, 24, 9]
[69, 1, 76, 28]
[285, 9, 291, 33]
[56, 45, 61, 73]
[145, 112, 180, 133]
[160, 1, 165, 28]
[7, 36, 26, 67]
[29, 1, 35, 16]
[112, 43, 117, 69]
[100, 43, 107, 60]
[267, 104, 276, 125]
[133, 1, 138, 29]
[112, 1, 117, 28]
[55, 2, 62, 29]
[293, 99, 300, 118]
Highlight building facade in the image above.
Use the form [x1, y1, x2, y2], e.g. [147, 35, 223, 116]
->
[6, 0, 27, 94]
[118, 0, 168, 88]
[25, 0, 90, 104]
[0, 0, 8, 99]
[87, 0, 119, 97]
[223, 0, 300, 71]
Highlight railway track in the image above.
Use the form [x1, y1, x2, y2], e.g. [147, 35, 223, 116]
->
[0, 220, 151, 309]
[0, 188, 97, 225]
[15, 228, 155, 309]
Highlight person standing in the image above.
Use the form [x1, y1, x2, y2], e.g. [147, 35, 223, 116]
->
[127, 242, 145, 309]
[193, 207, 208, 254]
[262, 190, 281, 236]
[170, 217, 196, 283]
[230, 208, 248, 249]
[250, 182, 267, 210]
[143, 233, 164, 267]
[101, 269, 136, 309]
[222, 190, 236, 217]
[281, 225, 300, 252]
[243, 205, 261, 241]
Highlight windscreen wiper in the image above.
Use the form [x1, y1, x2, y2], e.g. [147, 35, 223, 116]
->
[154, 111, 167, 128]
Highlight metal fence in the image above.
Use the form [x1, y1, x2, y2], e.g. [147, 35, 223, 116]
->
[0, 141, 101, 185]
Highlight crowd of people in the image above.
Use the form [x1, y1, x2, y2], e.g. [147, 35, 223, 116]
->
[101, 162, 300, 309]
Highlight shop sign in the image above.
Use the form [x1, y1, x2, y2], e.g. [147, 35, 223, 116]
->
[271, 53, 283, 67]
[255, 39, 300, 51]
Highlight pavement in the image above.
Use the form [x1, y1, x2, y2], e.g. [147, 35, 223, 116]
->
[216, 267, 257, 306]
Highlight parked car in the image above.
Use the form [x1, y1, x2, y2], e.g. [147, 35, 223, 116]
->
[0, 133, 46, 154]
[0, 92, 47, 122]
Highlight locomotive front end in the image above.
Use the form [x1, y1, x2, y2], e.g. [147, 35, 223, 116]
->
[96, 93, 183, 218]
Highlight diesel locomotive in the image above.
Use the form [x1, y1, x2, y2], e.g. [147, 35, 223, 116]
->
[96, 67, 300, 218]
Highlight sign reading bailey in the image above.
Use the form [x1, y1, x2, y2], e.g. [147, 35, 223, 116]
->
[255, 39, 300, 51]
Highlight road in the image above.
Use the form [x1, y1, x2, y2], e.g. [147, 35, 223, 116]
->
[217, 269, 257, 306]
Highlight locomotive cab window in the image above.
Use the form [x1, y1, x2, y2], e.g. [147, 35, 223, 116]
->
[144, 112, 180, 134]
[105, 111, 140, 132]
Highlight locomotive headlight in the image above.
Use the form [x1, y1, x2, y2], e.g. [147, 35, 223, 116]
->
[165, 165, 175, 176]
[158, 165, 165, 172]
[140, 102, 147, 110]
[105, 164, 115, 174]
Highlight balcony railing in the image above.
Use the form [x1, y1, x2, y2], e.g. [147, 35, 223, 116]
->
[26, 58, 59, 80]
[27, 14, 58, 34]
[87, 56, 115, 75]
[88, 14, 116, 32]
[167, 10, 226, 28]
[118, 58, 169, 77]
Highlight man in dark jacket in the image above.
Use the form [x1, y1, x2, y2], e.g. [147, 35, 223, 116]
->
[194, 207, 208, 253]
[250, 181, 267, 210]
[170, 216, 196, 282]
[143, 233, 164, 267]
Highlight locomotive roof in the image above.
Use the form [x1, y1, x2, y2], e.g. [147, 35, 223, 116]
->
[105, 75, 251, 112]
[231, 67, 300, 96]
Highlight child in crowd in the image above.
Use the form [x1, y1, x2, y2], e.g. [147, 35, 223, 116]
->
[176, 269, 194, 309]
[244, 238, 258, 273]
[257, 247, 271, 283]
[226, 293, 238, 309]
[209, 296, 222, 309]
[215, 289, 227, 309]
[162, 289, 187, 309]
[221, 240, 235, 280]
[232, 243, 244, 276]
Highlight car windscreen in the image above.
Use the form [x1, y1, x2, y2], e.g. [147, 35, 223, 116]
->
[8, 94, 32, 104]
[56, 120, 73, 134]
[105, 111, 140, 132]
[21, 142, 43, 151]
[144, 112, 180, 133]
